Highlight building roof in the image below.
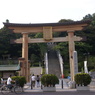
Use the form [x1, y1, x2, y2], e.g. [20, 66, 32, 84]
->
[0, 64, 20, 71]
[3, 20, 91, 27]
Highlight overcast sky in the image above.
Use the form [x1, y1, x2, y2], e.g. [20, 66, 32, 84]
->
[0, 0, 95, 28]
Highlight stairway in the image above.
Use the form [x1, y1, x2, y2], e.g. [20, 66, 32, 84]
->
[48, 49, 61, 78]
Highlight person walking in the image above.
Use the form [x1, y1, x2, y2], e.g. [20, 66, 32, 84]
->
[31, 74, 36, 89]
[36, 75, 40, 87]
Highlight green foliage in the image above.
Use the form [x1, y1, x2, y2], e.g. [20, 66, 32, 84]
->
[63, 69, 70, 78]
[29, 33, 47, 65]
[90, 69, 95, 72]
[30, 54, 39, 66]
[34, 33, 43, 38]
[0, 27, 22, 58]
[41, 74, 59, 87]
[42, 68, 45, 74]
[37, 43, 47, 63]
[53, 42, 69, 63]
[58, 19, 74, 23]
[87, 56, 95, 70]
[81, 68, 84, 73]
[75, 73, 91, 86]
[12, 76, 26, 87]
[83, 14, 93, 21]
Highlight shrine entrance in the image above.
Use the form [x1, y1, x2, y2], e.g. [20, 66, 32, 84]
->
[4, 20, 90, 82]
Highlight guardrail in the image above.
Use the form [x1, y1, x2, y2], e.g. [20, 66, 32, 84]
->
[44, 52, 48, 74]
[57, 51, 64, 77]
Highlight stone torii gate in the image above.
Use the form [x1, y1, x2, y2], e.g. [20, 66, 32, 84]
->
[4, 20, 90, 82]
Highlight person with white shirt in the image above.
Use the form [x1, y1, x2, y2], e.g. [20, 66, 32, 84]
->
[31, 74, 36, 89]
[7, 75, 13, 89]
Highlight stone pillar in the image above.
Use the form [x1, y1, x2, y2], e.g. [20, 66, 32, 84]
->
[22, 32, 29, 82]
[68, 31, 75, 81]
[28, 60, 30, 82]
[18, 57, 25, 76]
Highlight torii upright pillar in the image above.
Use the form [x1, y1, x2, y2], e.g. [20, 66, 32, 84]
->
[68, 31, 75, 81]
[22, 32, 29, 82]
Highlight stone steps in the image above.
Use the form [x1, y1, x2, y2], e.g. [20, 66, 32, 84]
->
[48, 49, 61, 78]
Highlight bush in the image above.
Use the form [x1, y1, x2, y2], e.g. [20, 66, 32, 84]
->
[41, 74, 59, 87]
[75, 73, 91, 86]
[90, 69, 95, 72]
[12, 76, 26, 87]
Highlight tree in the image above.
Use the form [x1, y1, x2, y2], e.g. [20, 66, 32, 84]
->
[28, 33, 47, 66]
[58, 19, 74, 23]
[0, 27, 22, 59]
[83, 14, 93, 21]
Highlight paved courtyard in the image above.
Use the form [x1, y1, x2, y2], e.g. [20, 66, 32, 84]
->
[22, 79, 95, 95]
[1, 79, 95, 95]
[6, 91, 94, 95]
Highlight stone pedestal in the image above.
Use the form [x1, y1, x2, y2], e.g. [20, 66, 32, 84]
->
[77, 86, 89, 90]
[89, 79, 95, 89]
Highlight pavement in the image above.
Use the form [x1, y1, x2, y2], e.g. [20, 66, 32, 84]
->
[23, 79, 95, 92]
[0, 79, 95, 95]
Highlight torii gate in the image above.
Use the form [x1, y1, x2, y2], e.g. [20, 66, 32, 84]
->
[4, 20, 90, 82]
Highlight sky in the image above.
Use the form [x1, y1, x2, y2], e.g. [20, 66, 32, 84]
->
[0, 0, 95, 28]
